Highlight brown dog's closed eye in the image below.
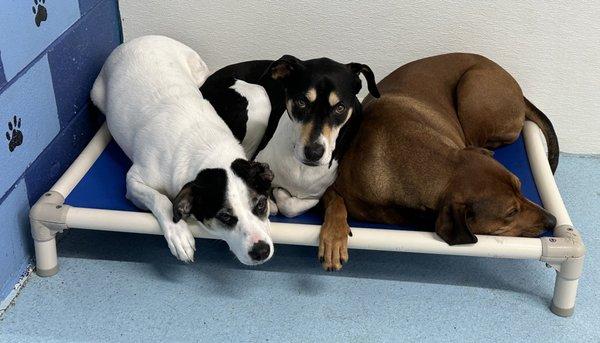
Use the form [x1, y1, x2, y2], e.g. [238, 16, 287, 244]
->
[435, 202, 478, 245]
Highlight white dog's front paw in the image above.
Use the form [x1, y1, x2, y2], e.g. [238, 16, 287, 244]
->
[163, 220, 196, 262]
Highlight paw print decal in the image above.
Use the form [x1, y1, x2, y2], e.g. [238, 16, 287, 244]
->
[6, 116, 23, 152]
[32, 0, 47, 27]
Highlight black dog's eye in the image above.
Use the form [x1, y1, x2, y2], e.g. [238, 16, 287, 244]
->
[216, 212, 237, 226]
[296, 98, 307, 109]
[253, 197, 267, 216]
[334, 104, 346, 114]
[506, 207, 519, 219]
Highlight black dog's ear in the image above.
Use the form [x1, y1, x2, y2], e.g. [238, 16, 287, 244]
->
[173, 182, 195, 222]
[231, 159, 274, 193]
[267, 55, 302, 80]
[347, 63, 380, 98]
[435, 202, 478, 245]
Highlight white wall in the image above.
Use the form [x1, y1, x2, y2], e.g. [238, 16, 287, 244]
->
[120, 1, 600, 154]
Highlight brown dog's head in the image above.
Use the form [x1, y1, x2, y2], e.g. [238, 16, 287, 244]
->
[435, 147, 556, 245]
[264, 55, 380, 166]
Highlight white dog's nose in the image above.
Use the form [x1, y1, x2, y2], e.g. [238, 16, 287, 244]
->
[248, 240, 271, 262]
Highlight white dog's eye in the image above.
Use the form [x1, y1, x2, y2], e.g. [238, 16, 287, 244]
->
[216, 212, 237, 226]
[253, 196, 268, 216]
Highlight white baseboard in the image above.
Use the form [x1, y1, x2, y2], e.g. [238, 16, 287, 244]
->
[0, 264, 33, 317]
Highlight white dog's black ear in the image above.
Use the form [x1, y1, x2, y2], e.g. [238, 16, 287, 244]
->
[173, 168, 228, 222]
[266, 55, 302, 80]
[231, 159, 274, 193]
[173, 182, 194, 222]
[347, 63, 380, 98]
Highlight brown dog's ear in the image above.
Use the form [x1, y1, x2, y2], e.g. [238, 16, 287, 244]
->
[231, 159, 274, 193]
[435, 202, 478, 245]
[267, 55, 302, 80]
[173, 182, 195, 222]
[464, 146, 494, 158]
[347, 63, 380, 98]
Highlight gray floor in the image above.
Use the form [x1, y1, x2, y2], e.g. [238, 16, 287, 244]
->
[0, 154, 598, 342]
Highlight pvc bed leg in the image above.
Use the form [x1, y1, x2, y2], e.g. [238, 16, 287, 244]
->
[29, 191, 70, 277]
[541, 225, 586, 317]
[33, 238, 58, 277]
[550, 256, 584, 317]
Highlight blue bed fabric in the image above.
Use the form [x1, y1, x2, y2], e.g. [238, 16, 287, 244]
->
[65, 135, 543, 231]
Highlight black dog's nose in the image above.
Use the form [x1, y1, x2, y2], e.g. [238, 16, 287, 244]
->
[249, 240, 270, 261]
[544, 212, 557, 231]
[304, 143, 325, 162]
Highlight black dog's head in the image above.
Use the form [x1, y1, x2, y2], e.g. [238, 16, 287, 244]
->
[264, 55, 379, 166]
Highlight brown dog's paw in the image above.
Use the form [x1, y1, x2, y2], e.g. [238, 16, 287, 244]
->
[318, 221, 352, 271]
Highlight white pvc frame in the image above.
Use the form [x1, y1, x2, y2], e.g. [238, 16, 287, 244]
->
[29, 121, 585, 317]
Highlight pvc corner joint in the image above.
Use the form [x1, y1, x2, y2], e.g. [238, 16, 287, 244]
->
[540, 225, 585, 276]
[29, 191, 70, 242]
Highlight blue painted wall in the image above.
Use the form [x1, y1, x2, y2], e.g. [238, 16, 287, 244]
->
[0, 0, 122, 301]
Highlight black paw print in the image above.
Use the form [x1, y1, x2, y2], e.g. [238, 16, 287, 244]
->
[6, 116, 23, 152]
[32, 0, 47, 27]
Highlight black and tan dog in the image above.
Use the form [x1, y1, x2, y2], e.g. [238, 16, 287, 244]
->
[319, 53, 558, 270]
[201, 56, 379, 217]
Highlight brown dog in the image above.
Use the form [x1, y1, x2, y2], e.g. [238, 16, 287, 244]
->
[318, 53, 558, 270]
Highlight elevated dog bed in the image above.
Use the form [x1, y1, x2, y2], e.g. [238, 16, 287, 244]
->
[29, 121, 585, 317]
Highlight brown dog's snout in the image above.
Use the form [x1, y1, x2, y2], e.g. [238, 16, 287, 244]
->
[543, 211, 557, 231]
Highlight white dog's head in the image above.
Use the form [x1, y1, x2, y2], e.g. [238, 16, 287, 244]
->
[172, 159, 274, 265]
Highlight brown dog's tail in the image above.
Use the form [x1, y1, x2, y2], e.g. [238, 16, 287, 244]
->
[524, 97, 560, 173]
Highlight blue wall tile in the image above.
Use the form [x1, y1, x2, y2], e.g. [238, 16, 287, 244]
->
[0, 179, 31, 300]
[25, 104, 103, 204]
[0, 56, 60, 197]
[0, 50, 6, 88]
[0, 1, 80, 82]
[48, 0, 121, 127]
[0, 0, 121, 303]
[78, 0, 105, 16]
